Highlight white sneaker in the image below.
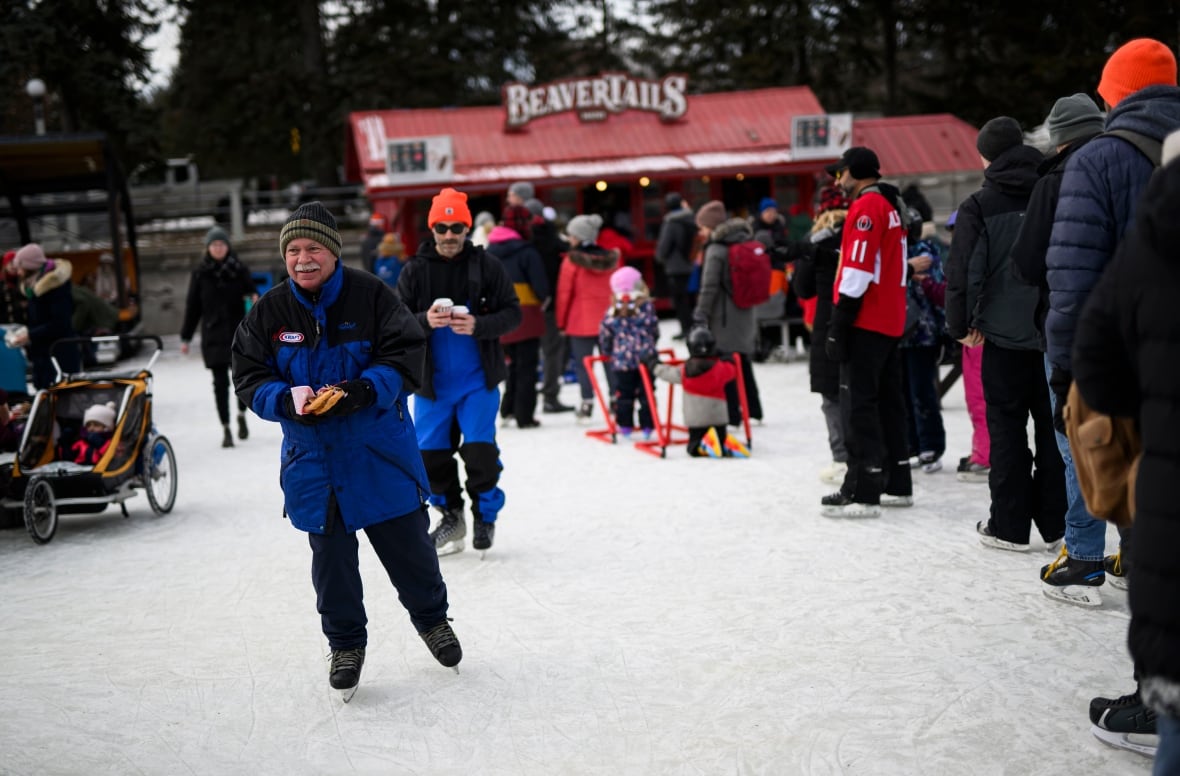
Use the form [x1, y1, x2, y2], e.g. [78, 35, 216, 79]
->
[880, 494, 914, 507]
[818, 461, 848, 486]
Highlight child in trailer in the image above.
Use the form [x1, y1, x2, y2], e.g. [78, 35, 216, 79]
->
[71, 401, 116, 465]
[598, 266, 660, 438]
[652, 327, 741, 457]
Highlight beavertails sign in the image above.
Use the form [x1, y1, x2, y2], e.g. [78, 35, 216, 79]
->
[502, 73, 688, 130]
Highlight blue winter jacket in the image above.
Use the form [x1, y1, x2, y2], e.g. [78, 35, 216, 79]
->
[231, 265, 430, 534]
[1044, 84, 1180, 373]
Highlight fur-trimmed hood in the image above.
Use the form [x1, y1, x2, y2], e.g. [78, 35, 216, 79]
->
[711, 217, 754, 245]
[811, 209, 847, 235]
[566, 244, 619, 272]
[25, 258, 72, 298]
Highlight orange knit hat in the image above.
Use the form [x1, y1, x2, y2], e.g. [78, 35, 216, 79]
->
[1097, 38, 1177, 108]
[427, 187, 472, 227]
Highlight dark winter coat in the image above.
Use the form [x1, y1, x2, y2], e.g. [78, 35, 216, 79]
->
[901, 238, 946, 349]
[397, 240, 521, 400]
[486, 226, 548, 344]
[945, 144, 1044, 350]
[655, 208, 697, 276]
[180, 253, 257, 368]
[791, 209, 845, 396]
[23, 259, 80, 383]
[752, 214, 790, 269]
[1009, 135, 1099, 335]
[1071, 158, 1180, 707]
[1045, 84, 1180, 373]
[531, 218, 566, 295]
[231, 265, 429, 534]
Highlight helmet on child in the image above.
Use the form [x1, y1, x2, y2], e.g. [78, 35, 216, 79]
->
[687, 326, 717, 358]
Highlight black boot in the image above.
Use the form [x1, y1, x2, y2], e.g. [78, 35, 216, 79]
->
[221, 424, 234, 448]
[237, 413, 249, 440]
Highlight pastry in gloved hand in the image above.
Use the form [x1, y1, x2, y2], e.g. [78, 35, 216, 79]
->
[304, 385, 346, 415]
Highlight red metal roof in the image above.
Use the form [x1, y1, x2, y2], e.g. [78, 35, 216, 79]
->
[347, 86, 826, 193]
[852, 114, 982, 177]
[345, 88, 984, 194]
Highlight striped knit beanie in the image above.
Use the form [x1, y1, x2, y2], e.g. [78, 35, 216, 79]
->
[280, 201, 341, 258]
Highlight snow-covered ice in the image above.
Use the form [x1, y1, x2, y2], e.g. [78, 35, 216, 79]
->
[0, 326, 1148, 775]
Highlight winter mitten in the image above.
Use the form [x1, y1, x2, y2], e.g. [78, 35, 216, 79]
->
[315, 379, 376, 419]
[284, 392, 326, 425]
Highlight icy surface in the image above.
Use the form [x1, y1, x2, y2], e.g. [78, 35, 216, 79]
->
[0, 326, 1146, 775]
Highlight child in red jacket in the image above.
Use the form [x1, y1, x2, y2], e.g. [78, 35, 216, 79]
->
[653, 327, 737, 457]
[71, 401, 115, 465]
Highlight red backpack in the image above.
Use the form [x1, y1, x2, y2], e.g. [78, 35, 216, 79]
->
[725, 240, 772, 309]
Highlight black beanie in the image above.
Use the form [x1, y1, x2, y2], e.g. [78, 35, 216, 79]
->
[280, 201, 342, 258]
[976, 117, 1024, 162]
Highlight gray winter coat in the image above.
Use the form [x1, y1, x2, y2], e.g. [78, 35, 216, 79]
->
[694, 218, 757, 355]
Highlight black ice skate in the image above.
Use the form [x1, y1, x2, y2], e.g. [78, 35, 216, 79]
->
[820, 491, 881, 518]
[1104, 549, 1128, 591]
[419, 620, 462, 674]
[1040, 547, 1105, 607]
[472, 519, 495, 559]
[328, 647, 365, 702]
[430, 508, 466, 556]
[237, 413, 249, 440]
[1089, 689, 1158, 758]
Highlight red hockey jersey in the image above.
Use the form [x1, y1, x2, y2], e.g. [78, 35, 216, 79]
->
[833, 189, 908, 337]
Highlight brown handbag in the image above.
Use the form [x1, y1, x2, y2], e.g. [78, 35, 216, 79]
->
[1063, 382, 1140, 528]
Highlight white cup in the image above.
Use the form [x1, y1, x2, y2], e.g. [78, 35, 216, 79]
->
[432, 297, 453, 315]
[451, 305, 469, 316]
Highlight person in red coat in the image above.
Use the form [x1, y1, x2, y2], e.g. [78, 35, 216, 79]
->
[555, 214, 622, 421]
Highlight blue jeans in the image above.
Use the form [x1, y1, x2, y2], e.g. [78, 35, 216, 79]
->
[903, 345, 946, 457]
[1044, 355, 1106, 561]
[1155, 713, 1180, 776]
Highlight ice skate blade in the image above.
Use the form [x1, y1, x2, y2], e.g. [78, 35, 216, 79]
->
[479, 550, 487, 561]
[1042, 583, 1102, 607]
[956, 472, 989, 483]
[451, 666, 460, 675]
[340, 684, 359, 703]
[1108, 575, 1129, 591]
[1090, 724, 1158, 758]
[978, 535, 1031, 553]
[436, 539, 465, 556]
[821, 503, 881, 518]
[880, 494, 913, 507]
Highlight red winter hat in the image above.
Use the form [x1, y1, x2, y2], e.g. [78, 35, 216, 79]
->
[1098, 38, 1177, 108]
[428, 187, 472, 228]
[818, 184, 850, 214]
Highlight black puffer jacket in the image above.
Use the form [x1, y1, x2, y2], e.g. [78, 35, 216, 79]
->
[1009, 135, 1099, 335]
[1073, 158, 1180, 711]
[791, 209, 845, 396]
[396, 240, 521, 400]
[180, 253, 257, 368]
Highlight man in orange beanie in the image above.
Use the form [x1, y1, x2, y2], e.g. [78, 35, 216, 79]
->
[397, 187, 521, 558]
[1042, 37, 1180, 755]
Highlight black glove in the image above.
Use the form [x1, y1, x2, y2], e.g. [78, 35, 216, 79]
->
[1049, 368, 1072, 434]
[316, 379, 377, 419]
[825, 294, 863, 363]
[283, 393, 327, 425]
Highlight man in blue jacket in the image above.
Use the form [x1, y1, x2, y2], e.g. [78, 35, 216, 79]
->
[1044, 38, 1180, 602]
[231, 202, 460, 701]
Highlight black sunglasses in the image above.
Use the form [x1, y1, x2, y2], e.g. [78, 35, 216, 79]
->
[433, 223, 467, 235]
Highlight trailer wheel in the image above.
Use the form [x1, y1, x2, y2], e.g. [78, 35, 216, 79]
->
[23, 476, 57, 545]
[144, 436, 177, 515]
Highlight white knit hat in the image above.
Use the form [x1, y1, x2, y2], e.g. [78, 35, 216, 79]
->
[83, 401, 117, 430]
